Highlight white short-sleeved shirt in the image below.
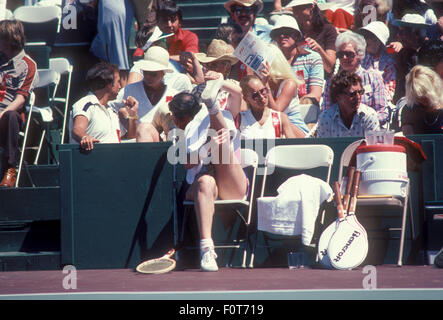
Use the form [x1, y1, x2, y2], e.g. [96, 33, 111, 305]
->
[69, 92, 121, 144]
[316, 102, 380, 138]
[109, 81, 178, 136]
[239, 108, 283, 140]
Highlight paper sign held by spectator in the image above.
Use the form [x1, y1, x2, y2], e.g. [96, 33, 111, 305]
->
[234, 32, 275, 78]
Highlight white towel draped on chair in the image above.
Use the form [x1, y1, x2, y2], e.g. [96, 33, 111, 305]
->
[257, 174, 333, 245]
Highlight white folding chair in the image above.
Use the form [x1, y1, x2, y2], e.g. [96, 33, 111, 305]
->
[13, 5, 62, 46]
[49, 57, 73, 144]
[181, 148, 259, 268]
[250, 144, 334, 267]
[338, 140, 415, 266]
[16, 69, 60, 187]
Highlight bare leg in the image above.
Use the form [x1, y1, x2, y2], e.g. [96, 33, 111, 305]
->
[136, 123, 160, 142]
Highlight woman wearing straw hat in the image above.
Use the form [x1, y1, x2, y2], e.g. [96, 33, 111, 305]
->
[189, 39, 245, 119]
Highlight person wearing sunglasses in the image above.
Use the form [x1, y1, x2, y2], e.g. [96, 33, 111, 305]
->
[238, 75, 305, 139]
[224, 0, 272, 44]
[270, 14, 324, 105]
[315, 69, 380, 138]
[321, 31, 389, 126]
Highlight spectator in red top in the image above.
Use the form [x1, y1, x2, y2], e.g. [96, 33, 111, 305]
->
[0, 20, 38, 188]
[156, 1, 199, 74]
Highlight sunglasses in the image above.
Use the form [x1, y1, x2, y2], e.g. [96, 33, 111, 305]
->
[251, 87, 269, 100]
[337, 51, 357, 59]
[344, 88, 365, 98]
[144, 70, 161, 77]
[232, 6, 255, 15]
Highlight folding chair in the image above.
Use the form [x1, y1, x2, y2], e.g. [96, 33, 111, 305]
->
[338, 140, 415, 266]
[181, 148, 259, 268]
[13, 5, 61, 46]
[250, 144, 334, 267]
[49, 57, 73, 144]
[16, 69, 60, 187]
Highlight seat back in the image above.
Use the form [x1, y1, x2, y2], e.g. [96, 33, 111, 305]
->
[337, 139, 364, 183]
[49, 57, 73, 144]
[261, 144, 334, 197]
[14, 5, 61, 46]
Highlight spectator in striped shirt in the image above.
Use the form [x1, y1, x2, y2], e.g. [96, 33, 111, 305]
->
[359, 21, 397, 102]
[321, 31, 389, 125]
[0, 20, 38, 188]
[270, 15, 324, 105]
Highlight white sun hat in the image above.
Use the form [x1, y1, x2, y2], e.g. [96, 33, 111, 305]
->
[360, 21, 390, 46]
[270, 14, 302, 39]
[394, 13, 431, 29]
[284, 0, 315, 9]
[133, 46, 174, 73]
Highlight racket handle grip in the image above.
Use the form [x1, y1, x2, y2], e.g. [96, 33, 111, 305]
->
[351, 171, 361, 197]
[333, 181, 345, 219]
[345, 166, 355, 194]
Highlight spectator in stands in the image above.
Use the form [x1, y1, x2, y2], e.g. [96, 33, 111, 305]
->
[352, 0, 392, 31]
[224, 0, 273, 81]
[322, 31, 389, 125]
[270, 14, 324, 105]
[0, 20, 38, 188]
[224, 0, 272, 43]
[323, 0, 356, 33]
[256, 44, 310, 134]
[238, 74, 304, 139]
[69, 62, 138, 150]
[316, 70, 380, 137]
[427, 0, 443, 41]
[128, 26, 193, 93]
[89, 0, 134, 71]
[168, 89, 248, 272]
[401, 65, 443, 135]
[417, 39, 443, 80]
[191, 39, 245, 117]
[156, 1, 199, 74]
[110, 46, 178, 142]
[391, 14, 430, 103]
[359, 21, 396, 102]
[285, 0, 338, 76]
[214, 22, 244, 47]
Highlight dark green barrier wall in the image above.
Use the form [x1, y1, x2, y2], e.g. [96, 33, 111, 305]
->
[57, 135, 443, 269]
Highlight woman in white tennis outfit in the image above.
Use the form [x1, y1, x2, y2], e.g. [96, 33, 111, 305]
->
[238, 74, 305, 139]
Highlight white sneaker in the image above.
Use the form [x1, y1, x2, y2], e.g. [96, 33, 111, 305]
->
[200, 247, 219, 272]
[201, 77, 224, 112]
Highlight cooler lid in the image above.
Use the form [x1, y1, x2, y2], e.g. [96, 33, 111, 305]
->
[356, 144, 406, 154]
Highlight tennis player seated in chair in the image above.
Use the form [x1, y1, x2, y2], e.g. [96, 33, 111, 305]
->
[168, 87, 248, 272]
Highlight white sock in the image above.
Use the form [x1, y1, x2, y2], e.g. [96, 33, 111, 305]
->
[200, 238, 214, 252]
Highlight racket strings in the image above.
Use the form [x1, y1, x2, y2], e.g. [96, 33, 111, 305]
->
[138, 259, 174, 272]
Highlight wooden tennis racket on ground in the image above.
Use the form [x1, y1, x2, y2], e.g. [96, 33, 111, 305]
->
[317, 181, 348, 268]
[328, 171, 368, 270]
[136, 249, 176, 274]
[342, 166, 355, 212]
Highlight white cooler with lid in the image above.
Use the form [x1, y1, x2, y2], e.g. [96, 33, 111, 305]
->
[356, 144, 408, 197]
